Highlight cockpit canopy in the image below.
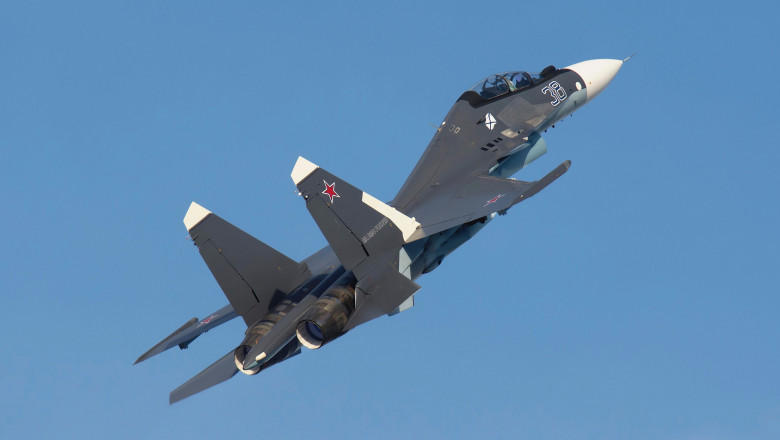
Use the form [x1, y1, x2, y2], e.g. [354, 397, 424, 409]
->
[468, 71, 544, 100]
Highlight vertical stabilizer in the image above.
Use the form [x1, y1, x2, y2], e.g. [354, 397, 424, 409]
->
[184, 203, 311, 325]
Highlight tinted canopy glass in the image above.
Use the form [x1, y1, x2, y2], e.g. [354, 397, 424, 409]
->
[503, 71, 531, 89]
[469, 71, 532, 100]
[469, 74, 511, 99]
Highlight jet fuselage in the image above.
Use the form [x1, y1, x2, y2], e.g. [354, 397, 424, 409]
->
[137, 59, 624, 403]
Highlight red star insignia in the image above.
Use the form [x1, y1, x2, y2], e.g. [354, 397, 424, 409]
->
[483, 193, 505, 207]
[322, 180, 340, 203]
[197, 314, 217, 328]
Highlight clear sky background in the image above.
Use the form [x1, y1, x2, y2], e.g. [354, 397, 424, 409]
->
[2, 1, 779, 439]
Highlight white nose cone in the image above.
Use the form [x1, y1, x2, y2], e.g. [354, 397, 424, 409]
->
[565, 59, 623, 102]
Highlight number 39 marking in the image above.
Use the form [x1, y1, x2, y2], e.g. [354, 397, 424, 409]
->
[541, 81, 567, 107]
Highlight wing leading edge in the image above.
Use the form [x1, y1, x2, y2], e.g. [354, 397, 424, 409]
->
[403, 160, 571, 237]
[134, 304, 237, 364]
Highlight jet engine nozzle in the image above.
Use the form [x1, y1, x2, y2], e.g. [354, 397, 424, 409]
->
[296, 272, 357, 349]
[233, 345, 261, 375]
[234, 316, 279, 375]
[564, 59, 623, 103]
[234, 292, 299, 373]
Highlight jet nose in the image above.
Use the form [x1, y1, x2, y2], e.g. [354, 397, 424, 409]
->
[564, 59, 623, 102]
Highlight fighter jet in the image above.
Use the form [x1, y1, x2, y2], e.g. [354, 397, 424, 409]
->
[135, 58, 625, 403]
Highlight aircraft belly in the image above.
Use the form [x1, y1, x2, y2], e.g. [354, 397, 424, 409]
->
[407, 216, 492, 279]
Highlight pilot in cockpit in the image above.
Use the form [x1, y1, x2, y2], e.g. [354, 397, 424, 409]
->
[471, 72, 535, 100]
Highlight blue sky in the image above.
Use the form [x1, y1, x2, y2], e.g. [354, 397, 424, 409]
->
[2, 1, 779, 439]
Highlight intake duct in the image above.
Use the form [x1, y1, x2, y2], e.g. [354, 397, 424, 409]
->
[296, 272, 357, 349]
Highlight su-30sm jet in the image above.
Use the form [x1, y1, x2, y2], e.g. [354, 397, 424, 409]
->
[135, 58, 625, 403]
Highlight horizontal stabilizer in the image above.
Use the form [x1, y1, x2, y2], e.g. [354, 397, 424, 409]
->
[291, 157, 423, 276]
[346, 268, 421, 331]
[134, 304, 237, 364]
[169, 351, 238, 404]
[404, 161, 571, 236]
[389, 294, 414, 316]
[184, 202, 312, 325]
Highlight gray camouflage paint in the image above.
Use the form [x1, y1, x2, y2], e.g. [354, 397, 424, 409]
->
[137, 63, 612, 404]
